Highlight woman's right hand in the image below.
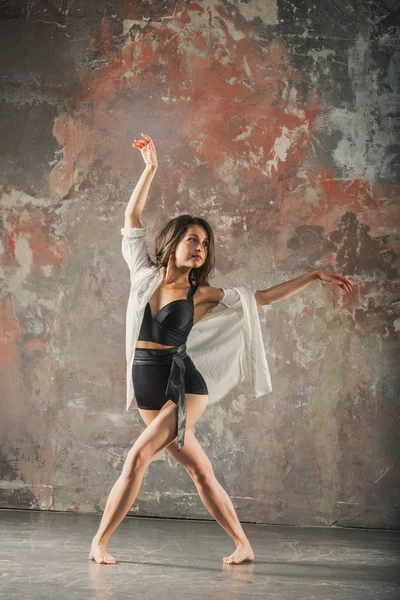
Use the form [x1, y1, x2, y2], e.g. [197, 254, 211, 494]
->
[132, 133, 158, 170]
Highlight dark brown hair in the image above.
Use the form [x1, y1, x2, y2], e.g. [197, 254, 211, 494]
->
[149, 214, 215, 286]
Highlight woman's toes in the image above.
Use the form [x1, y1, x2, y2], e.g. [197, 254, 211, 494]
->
[104, 553, 116, 564]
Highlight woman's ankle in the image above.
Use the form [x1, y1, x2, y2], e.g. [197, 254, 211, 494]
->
[234, 536, 249, 547]
[92, 534, 108, 545]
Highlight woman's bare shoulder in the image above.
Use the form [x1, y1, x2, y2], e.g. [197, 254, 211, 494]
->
[193, 286, 225, 324]
[196, 285, 224, 306]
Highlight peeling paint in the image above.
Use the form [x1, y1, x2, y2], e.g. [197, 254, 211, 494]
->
[0, 0, 398, 528]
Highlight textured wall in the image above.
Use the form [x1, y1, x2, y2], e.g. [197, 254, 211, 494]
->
[0, 1, 399, 528]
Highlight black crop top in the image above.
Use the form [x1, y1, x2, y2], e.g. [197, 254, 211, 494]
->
[137, 282, 198, 346]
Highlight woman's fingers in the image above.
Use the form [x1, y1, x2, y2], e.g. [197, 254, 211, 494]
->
[336, 273, 353, 287]
[141, 133, 156, 150]
[335, 273, 354, 293]
[132, 140, 147, 149]
[339, 280, 352, 293]
[342, 278, 353, 293]
[132, 134, 157, 168]
[320, 270, 354, 293]
[135, 133, 155, 150]
[134, 134, 155, 149]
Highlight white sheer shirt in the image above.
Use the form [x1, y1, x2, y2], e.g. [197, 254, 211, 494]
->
[121, 226, 273, 412]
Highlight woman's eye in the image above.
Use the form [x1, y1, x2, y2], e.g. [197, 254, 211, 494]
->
[189, 238, 208, 247]
[189, 238, 208, 245]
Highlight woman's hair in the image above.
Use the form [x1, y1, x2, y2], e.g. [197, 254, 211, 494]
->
[149, 214, 215, 286]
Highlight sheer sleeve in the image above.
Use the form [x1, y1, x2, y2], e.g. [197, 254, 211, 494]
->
[121, 226, 151, 280]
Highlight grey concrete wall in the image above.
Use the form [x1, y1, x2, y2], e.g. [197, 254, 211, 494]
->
[0, 0, 399, 528]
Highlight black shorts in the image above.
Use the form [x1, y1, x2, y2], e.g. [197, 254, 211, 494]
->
[132, 346, 208, 410]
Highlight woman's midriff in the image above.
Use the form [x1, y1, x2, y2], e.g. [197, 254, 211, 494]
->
[135, 341, 176, 349]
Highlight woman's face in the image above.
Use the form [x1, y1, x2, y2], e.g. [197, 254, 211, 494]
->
[174, 225, 209, 268]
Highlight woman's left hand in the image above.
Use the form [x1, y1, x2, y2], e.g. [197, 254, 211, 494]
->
[317, 269, 354, 294]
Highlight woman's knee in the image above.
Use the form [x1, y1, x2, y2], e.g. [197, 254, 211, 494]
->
[189, 459, 215, 487]
[123, 447, 150, 477]
[124, 403, 178, 476]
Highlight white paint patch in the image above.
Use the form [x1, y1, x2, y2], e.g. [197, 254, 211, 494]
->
[287, 294, 307, 318]
[233, 125, 254, 141]
[229, 393, 249, 422]
[315, 31, 398, 181]
[263, 123, 310, 177]
[1, 188, 50, 207]
[249, 146, 265, 167]
[237, 0, 278, 24]
[218, 156, 249, 181]
[123, 19, 148, 35]
[224, 19, 246, 42]
[243, 55, 253, 78]
[14, 237, 33, 269]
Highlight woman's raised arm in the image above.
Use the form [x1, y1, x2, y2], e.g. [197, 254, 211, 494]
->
[124, 133, 158, 227]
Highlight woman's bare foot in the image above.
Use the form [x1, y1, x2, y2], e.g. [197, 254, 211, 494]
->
[89, 537, 117, 564]
[223, 540, 255, 564]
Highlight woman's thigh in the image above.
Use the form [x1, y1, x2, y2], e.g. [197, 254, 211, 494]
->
[130, 393, 209, 465]
[137, 396, 212, 475]
[164, 428, 214, 479]
[137, 393, 208, 433]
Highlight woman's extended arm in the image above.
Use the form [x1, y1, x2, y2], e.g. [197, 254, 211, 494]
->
[255, 269, 354, 306]
[125, 133, 158, 224]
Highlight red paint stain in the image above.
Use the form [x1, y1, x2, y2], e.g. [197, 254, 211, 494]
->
[5, 221, 68, 271]
[47, 2, 399, 293]
[49, 4, 319, 206]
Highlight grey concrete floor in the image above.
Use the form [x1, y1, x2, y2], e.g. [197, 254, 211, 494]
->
[0, 509, 399, 600]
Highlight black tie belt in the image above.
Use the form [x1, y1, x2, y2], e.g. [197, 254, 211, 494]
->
[132, 343, 188, 451]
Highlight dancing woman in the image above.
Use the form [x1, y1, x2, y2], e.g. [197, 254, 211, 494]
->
[89, 133, 354, 565]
